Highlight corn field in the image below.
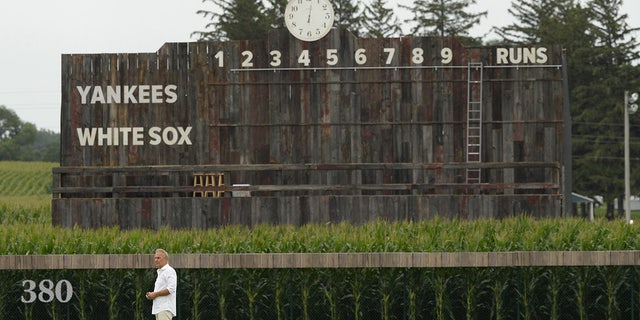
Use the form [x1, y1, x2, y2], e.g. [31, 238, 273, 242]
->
[1, 266, 640, 320]
[0, 161, 53, 197]
[1, 217, 640, 320]
[2, 216, 640, 254]
[3, 161, 640, 319]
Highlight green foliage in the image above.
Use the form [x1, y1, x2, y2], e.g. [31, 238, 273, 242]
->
[193, 0, 277, 41]
[331, 0, 363, 35]
[0, 161, 55, 197]
[2, 162, 640, 318]
[495, 0, 576, 44]
[0, 106, 59, 162]
[0, 105, 21, 141]
[2, 161, 640, 255]
[401, 0, 487, 38]
[566, 0, 640, 205]
[0, 217, 639, 255]
[361, 0, 402, 38]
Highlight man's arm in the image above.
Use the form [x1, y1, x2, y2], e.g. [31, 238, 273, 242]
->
[146, 288, 170, 299]
[146, 269, 177, 300]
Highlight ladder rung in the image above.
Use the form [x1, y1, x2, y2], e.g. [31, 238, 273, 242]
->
[467, 62, 482, 173]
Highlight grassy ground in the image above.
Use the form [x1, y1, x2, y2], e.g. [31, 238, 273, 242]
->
[593, 206, 640, 221]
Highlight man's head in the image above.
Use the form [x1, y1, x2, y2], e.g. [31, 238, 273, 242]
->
[154, 249, 169, 269]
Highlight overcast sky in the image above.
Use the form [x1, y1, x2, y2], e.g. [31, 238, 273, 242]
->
[0, 0, 638, 133]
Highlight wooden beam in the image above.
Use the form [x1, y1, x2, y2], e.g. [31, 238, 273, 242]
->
[1, 251, 638, 270]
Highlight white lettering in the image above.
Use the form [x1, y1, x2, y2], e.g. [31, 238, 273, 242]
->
[97, 127, 111, 146]
[496, 48, 509, 64]
[165, 85, 178, 103]
[76, 126, 192, 146]
[523, 47, 536, 63]
[163, 127, 178, 145]
[120, 127, 132, 145]
[138, 85, 150, 103]
[151, 85, 163, 103]
[149, 127, 162, 145]
[496, 47, 549, 65]
[75, 85, 178, 105]
[177, 126, 192, 145]
[106, 86, 121, 104]
[76, 128, 97, 146]
[536, 47, 548, 64]
[132, 127, 144, 145]
[90, 87, 105, 104]
[123, 85, 137, 103]
[510, 48, 523, 64]
[77, 86, 91, 104]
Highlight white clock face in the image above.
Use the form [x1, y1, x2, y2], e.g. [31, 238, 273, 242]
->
[285, 0, 335, 42]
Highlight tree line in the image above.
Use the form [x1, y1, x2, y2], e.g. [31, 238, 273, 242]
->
[192, 0, 640, 216]
[0, 105, 59, 162]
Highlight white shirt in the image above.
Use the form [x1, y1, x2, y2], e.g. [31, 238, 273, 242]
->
[152, 264, 177, 316]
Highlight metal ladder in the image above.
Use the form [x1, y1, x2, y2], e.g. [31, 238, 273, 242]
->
[466, 62, 483, 184]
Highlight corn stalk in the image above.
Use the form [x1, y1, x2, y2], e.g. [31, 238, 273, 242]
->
[348, 269, 366, 320]
[106, 271, 121, 320]
[272, 269, 285, 320]
[516, 267, 544, 320]
[430, 269, 455, 320]
[490, 268, 510, 320]
[184, 269, 207, 320]
[132, 269, 147, 320]
[73, 270, 92, 320]
[548, 269, 561, 320]
[405, 269, 418, 320]
[215, 269, 234, 320]
[570, 267, 593, 320]
[298, 269, 318, 320]
[600, 266, 627, 320]
[0, 272, 7, 319]
[464, 268, 490, 320]
[236, 269, 268, 320]
[320, 273, 340, 320]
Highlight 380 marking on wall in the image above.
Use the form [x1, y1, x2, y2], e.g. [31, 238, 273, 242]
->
[21, 279, 73, 304]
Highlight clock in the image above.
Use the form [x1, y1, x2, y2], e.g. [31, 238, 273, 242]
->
[285, 0, 335, 42]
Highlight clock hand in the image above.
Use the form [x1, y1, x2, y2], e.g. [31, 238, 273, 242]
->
[307, 3, 312, 23]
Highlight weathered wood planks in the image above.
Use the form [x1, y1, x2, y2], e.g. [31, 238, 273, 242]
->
[1, 251, 637, 270]
[57, 29, 566, 228]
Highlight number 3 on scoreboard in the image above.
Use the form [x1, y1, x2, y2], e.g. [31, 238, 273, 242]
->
[212, 47, 454, 68]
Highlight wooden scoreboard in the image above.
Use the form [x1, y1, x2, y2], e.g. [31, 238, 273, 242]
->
[53, 28, 568, 229]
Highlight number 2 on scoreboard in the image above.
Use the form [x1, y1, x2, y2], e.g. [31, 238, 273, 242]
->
[211, 47, 454, 68]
